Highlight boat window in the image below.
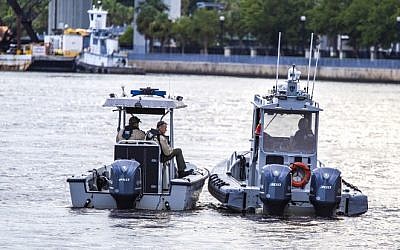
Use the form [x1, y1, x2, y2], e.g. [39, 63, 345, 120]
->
[263, 112, 316, 154]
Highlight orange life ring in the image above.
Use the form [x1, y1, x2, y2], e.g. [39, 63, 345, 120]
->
[290, 162, 311, 188]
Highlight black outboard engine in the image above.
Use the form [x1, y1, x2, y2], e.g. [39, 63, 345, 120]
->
[260, 164, 291, 215]
[310, 167, 341, 217]
[109, 159, 142, 209]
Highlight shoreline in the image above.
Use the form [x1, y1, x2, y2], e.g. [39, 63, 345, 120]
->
[2, 53, 399, 83]
[130, 59, 400, 83]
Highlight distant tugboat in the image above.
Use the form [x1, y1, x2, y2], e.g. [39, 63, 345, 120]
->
[76, 4, 144, 74]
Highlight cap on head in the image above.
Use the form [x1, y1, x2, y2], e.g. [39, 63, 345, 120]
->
[129, 115, 141, 125]
[157, 120, 167, 128]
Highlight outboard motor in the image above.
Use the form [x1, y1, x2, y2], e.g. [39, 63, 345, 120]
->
[310, 167, 341, 217]
[109, 159, 142, 209]
[260, 164, 291, 215]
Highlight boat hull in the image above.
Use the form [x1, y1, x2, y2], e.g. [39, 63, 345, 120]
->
[76, 52, 145, 74]
[209, 156, 368, 216]
[67, 165, 209, 211]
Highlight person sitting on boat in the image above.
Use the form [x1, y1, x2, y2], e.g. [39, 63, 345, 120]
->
[116, 115, 146, 142]
[292, 117, 314, 151]
[153, 120, 192, 178]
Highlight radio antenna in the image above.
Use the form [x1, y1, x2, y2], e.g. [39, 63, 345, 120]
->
[275, 32, 281, 92]
[311, 43, 320, 100]
[306, 32, 314, 93]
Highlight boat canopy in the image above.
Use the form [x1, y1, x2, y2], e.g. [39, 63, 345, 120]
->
[252, 93, 322, 113]
[103, 88, 187, 113]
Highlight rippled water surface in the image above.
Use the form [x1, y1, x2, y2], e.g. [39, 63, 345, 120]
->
[0, 72, 399, 249]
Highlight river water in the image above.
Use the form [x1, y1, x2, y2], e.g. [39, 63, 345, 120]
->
[0, 72, 399, 249]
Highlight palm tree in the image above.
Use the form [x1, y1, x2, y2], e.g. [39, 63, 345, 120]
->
[135, 0, 169, 52]
[150, 12, 172, 52]
[191, 9, 219, 54]
[171, 16, 192, 54]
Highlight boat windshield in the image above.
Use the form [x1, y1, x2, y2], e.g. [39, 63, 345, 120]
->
[263, 112, 316, 154]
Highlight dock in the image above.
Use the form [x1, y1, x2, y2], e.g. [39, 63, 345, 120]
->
[0, 54, 32, 71]
[28, 55, 76, 72]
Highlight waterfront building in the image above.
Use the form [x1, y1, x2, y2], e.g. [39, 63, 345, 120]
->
[48, 0, 92, 35]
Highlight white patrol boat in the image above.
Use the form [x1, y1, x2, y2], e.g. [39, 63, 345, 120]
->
[208, 34, 368, 217]
[67, 87, 209, 210]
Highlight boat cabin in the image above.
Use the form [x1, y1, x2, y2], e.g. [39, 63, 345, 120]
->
[250, 66, 322, 186]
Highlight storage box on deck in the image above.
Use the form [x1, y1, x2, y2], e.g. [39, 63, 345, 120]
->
[62, 34, 83, 57]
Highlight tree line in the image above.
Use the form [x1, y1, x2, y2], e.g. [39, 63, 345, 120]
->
[137, 0, 400, 57]
[1, 0, 400, 57]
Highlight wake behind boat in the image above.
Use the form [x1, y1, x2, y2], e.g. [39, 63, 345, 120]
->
[67, 87, 209, 210]
[208, 34, 368, 217]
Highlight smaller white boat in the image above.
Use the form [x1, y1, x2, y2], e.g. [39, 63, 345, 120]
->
[75, 4, 144, 74]
[67, 87, 209, 210]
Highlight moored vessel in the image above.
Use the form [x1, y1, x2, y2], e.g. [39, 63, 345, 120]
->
[75, 4, 144, 75]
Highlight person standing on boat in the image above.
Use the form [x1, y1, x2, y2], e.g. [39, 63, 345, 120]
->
[154, 121, 191, 178]
[116, 115, 145, 142]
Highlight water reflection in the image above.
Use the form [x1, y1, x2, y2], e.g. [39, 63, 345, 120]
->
[0, 72, 399, 248]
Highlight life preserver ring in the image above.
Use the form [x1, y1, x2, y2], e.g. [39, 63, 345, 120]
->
[290, 162, 311, 188]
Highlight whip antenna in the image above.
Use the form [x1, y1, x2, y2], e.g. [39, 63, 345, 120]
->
[306, 32, 314, 93]
[275, 32, 281, 91]
[311, 43, 320, 100]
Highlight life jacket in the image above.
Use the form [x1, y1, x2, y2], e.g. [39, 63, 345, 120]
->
[145, 128, 160, 141]
[122, 125, 134, 140]
[146, 128, 169, 161]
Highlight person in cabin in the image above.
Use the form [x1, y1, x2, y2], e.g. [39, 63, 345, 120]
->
[292, 117, 314, 150]
[153, 120, 192, 178]
[116, 115, 146, 142]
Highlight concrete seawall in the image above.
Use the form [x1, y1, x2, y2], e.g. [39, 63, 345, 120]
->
[130, 60, 400, 83]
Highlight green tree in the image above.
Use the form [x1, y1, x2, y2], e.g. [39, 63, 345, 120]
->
[119, 25, 133, 47]
[240, 0, 267, 45]
[337, 0, 370, 53]
[136, 0, 168, 13]
[191, 9, 219, 54]
[135, 0, 168, 52]
[240, 0, 310, 49]
[221, 0, 247, 46]
[0, 0, 49, 35]
[181, 0, 191, 16]
[307, 0, 351, 42]
[150, 12, 172, 52]
[102, 0, 134, 26]
[357, 0, 400, 50]
[171, 15, 192, 53]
